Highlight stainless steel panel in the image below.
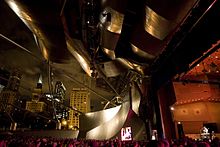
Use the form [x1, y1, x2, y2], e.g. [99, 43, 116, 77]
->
[131, 83, 141, 115]
[130, 43, 155, 61]
[5, 0, 72, 63]
[104, 7, 124, 34]
[85, 101, 130, 140]
[144, 6, 174, 40]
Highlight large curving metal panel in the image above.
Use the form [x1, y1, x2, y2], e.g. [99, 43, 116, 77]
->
[144, 0, 197, 41]
[122, 109, 146, 140]
[85, 101, 130, 140]
[104, 7, 124, 34]
[78, 83, 146, 140]
[79, 100, 146, 140]
[144, 6, 174, 40]
[131, 83, 141, 115]
[129, 0, 198, 58]
[130, 43, 155, 61]
[80, 105, 121, 131]
[5, 0, 72, 63]
[66, 37, 92, 77]
[101, 29, 119, 60]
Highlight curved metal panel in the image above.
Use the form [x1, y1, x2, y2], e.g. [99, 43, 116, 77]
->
[103, 48, 116, 60]
[80, 105, 121, 131]
[131, 83, 141, 115]
[66, 38, 92, 77]
[130, 43, 155, 61]
[123, 109, 146, 140]
[102, 60, 127, 77]
[102, 28, 120, 53]
[130, 22, 167, 56]
[85, 102, 130, 140]
[105, 7, 124, 34]
[101, 24, 119, 60]
[144, 6, 174, 40]
[5, 0, 72, 63]
[116, 58, 146, 75]
[145, 0, 197, 21]
[80, 100, 146, 140]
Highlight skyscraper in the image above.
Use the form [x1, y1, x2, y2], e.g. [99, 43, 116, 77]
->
[68, 88, 90, 129]
[25, 78, 46, 113]
[0, 70, 21, 112]
[54, 81, 68, 120]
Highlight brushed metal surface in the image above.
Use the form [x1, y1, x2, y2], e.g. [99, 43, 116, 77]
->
[130, 43, 155, 61]
[105, 7, 124, 34]
[131, 83, 141, 115]
[85, 101, 130, 140]
[5, 0, 72, 63]
[144, 6, 174, 40]
[79, 85, 145, 140]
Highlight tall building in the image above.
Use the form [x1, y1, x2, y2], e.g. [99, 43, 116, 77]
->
[68, 88, 90, 129]
[54, 81, 68, 120]
[0, 68, 10, 93]
[26, 82, 46, 113]
[0, 70, 21, 112]
[54, 81, 66, 103]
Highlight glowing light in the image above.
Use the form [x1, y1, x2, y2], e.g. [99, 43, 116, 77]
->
[38, 74, 42, 84]
[170, 107, 175, 111]
[61, 119, 67, 126]
[178, 122, 181, 124]
[55, 98, 60, 102]
[46, 94, 53, 98]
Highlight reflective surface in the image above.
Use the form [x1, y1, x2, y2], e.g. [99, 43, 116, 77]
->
[103, 48, 116, 60]
[79, 87, 145, 140]
[131, 83, 141, 115]
[131, 43, 155, 61]
[144, 6, 173, 40]
[5, 0, 72, 63]
[105, 7, 124, 34]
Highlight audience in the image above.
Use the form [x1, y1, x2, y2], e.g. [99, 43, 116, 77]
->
[0, 134, 220, 147]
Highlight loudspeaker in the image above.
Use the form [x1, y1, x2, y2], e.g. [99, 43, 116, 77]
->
[177, 123, 184, 139]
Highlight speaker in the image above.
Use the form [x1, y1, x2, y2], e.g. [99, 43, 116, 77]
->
[177, 123, 184, 139]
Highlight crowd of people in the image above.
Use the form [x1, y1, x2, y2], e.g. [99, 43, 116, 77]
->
[0, 134, 220, 147]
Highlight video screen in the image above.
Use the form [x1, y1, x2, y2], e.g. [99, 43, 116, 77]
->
[121, 127, 132, 141]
